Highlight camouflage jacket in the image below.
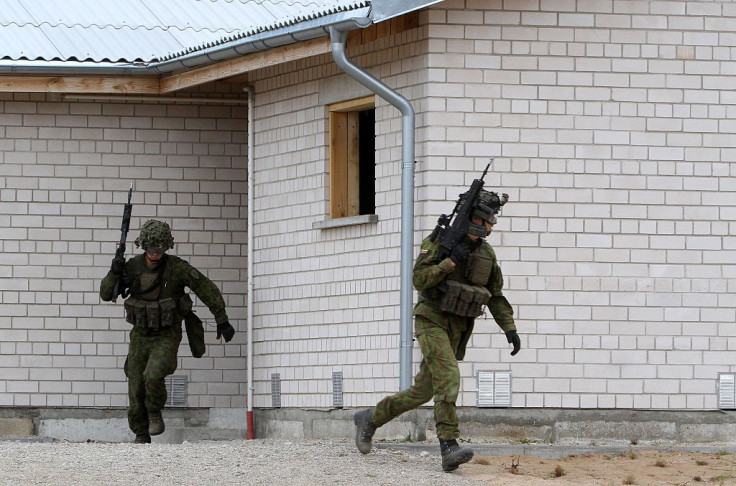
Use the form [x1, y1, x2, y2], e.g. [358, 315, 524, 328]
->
[100, 254, 229, 325]
[413, 236, 516, 359]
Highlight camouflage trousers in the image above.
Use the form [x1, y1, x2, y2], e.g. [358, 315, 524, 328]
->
[373, 315, 464, 440]
[124, 326, 182, 435]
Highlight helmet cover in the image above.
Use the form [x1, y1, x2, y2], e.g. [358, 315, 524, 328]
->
[134, 219, 175, 250]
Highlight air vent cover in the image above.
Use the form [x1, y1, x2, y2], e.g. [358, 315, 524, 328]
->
[718, 373, 736, 409]
[477, 370, 511, 407]
[271, 373, 281, 408]
[332, 371, 343, 408]
[165, 375, 188, 407]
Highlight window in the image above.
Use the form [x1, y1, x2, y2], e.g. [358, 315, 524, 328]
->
[329, 96, 375, 219]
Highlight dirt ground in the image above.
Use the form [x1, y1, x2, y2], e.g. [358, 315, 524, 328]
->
[459, 449, 736, 485]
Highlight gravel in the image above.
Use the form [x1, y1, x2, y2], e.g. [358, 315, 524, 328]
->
[0, 439, 485, 486]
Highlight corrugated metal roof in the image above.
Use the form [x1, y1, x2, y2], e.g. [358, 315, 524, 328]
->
[159, 0, 371, 62]
[0, 0, 370, 64]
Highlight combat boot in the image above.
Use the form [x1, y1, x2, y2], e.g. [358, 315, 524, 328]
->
[439, 439, 474, 472]
[353, 408, 377, 454]
[148, 411, 165, 436]
[134, 433, 151, 444]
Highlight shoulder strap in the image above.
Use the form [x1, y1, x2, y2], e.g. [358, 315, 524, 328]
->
[159, 255, 176, 299]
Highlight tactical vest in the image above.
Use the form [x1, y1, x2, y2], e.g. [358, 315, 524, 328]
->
[420, 248, 494, 317]
[122, 255, 191, 330]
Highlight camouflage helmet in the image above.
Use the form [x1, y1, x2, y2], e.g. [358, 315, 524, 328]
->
[134, 219, 175, 250]
[468, 190, 509, 237]
[472, 190, 508, 222]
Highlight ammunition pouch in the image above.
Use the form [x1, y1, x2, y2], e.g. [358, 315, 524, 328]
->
[181, 294, 206, 358]
[145, 301, 161, 329]
[123, 296, 178, 330]
[437, 280, 491, 317]
[159, 298, 176, 327]
[463, 252, 493, 285]
[124, 297, 147, 328]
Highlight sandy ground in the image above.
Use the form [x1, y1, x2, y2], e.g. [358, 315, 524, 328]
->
[1, 438, 735, 485]
[461, 449, 736, 485]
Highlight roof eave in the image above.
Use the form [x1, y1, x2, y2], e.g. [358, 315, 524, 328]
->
[148, 9, 372, 74]
[0, 59, 149, 75]
[369, 0, 445, 22]
[0, 0, 446, 77]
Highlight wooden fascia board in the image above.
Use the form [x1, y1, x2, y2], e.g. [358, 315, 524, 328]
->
[159, 37, 331, 93]
[0, 75, 160, 94]
[0, 34, 336, 94]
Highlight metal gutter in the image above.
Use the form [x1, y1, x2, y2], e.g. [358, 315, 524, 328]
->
[148, 9, 371, 74]
[329, 26, 415, 391]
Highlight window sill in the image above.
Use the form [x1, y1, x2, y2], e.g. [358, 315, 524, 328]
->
[312, 214, 378, 229]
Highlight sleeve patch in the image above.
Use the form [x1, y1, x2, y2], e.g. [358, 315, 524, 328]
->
[190, 269, 201, 280]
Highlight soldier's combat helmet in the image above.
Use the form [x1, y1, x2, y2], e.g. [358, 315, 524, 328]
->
[467, 190, 509, 237]
[134, 219, 175, 250]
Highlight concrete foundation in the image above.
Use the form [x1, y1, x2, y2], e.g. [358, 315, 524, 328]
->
[2, 407, 735, 446]
[0, 407, 247, 443]
[253, 407, 736, 446]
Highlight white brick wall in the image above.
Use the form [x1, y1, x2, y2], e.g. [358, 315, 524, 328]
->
[444, 0, 736, 410]
[248, 0, 735, 411]
[3, 0, 736, 414]
[0, 87, 248, 408]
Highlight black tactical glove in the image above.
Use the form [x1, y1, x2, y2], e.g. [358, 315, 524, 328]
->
[216, 321, 235, 343]
[110, 256, 126, 275]
[449, 243, 471, 265]
[505, 330, 521, 356]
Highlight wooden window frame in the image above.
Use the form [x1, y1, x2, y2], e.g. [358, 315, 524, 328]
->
[329, 96, 375, 219]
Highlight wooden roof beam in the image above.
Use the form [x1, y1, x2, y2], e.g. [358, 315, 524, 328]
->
[0, 75, 160, 94]
[159, 37, 331, 93]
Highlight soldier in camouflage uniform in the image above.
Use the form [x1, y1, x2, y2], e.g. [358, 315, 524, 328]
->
[354, 190, 520, 472]
[100, 220, 235, 444]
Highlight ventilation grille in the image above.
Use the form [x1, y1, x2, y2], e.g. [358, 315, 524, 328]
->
[332, 371, 343, 408]
[477, 370, 511, 407]
[271, 373, 281, 408]
[165, 375, 188, 407]
[718, 373, 736, 409]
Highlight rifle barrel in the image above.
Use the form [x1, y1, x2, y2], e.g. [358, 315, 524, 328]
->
[481, 160, 492, 180]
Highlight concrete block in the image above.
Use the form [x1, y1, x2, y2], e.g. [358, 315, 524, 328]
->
[208, 407, 247, 430]
[0, 418, 33, 436]
[375, 419, 424, 442]
[258, 419, 305, 439]
[38, 418, 131, 442]
[463, 420, 554, 443]
[556, 419, 677, 444]
[312, 418, 353, 438]
[678, 423, 736, 443]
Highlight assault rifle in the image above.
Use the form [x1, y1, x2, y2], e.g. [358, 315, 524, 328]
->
[429, 159, 506, 259]
[112, 183, 134, 302]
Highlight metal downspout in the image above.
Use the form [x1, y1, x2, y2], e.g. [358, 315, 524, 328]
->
[328, 26, 415, 390]
[244, 86, 256, 438]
